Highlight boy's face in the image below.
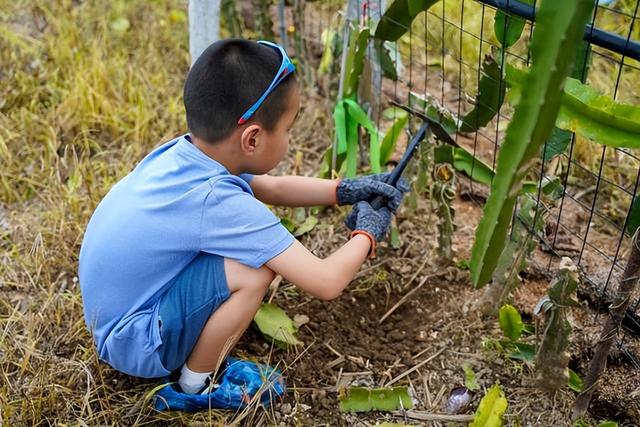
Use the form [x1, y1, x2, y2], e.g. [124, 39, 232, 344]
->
[252, 83, 301, 174]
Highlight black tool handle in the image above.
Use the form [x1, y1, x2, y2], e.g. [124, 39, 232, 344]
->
[370, 121, 431, 210]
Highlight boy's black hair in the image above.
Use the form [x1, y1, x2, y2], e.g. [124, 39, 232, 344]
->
[184, 39, 297, 143]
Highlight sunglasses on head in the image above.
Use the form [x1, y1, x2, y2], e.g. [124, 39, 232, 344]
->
[237, 40, 296, 125]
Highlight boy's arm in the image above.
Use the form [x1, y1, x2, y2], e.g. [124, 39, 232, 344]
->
[249, 174, 407, 210]
[265, 236, 371, 301]
[249, 174, 338, 207]
[266, 201, 391, 301]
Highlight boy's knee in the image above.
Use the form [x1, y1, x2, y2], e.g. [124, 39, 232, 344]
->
[224, 258, 275, 294]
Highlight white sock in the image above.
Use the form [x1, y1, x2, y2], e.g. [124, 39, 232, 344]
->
[178, 363, 213, 394]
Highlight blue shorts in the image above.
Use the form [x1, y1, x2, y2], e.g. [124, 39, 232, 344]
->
[156, 252, 231, 373]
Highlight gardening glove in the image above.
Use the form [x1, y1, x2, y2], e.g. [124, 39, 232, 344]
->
[336, 172, 409, 213]
[345, 200, 392, 258]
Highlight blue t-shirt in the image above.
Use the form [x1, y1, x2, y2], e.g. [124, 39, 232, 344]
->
[79, 135, 294, 377]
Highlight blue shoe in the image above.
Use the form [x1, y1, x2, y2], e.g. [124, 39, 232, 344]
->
[153, 357, 286, 412]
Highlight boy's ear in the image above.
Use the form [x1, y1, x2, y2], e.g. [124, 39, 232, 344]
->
[239, 125, 262, 155]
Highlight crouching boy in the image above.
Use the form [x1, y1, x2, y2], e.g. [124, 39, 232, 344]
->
[79, 39, 405, 411]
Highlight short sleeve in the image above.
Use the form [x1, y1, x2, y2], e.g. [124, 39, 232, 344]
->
[239, 173, 253, 183]
[200, 178, 294, 268]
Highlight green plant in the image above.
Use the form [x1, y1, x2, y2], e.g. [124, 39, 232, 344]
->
[374, 0, 440, 41]
[324, 24, 384, 178]
[534, 257, 580, 391]
[470, 384, 508, 427]
[493, 0, 533, 49]
[506, 65, 640, 150]
[477, 197, 547, 314]
[253, 303, 303, 348]
[470, 0, 596, 288]
[432, 162, 456, 262]
[460, 55, 506, 133]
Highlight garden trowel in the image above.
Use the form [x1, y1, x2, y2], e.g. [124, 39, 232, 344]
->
[370, 101, 457, 209]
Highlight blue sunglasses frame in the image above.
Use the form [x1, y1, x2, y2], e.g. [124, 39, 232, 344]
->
[237, 41, 296, 125]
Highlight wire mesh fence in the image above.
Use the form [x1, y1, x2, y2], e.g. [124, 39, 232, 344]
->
[278, 0, 640, 369]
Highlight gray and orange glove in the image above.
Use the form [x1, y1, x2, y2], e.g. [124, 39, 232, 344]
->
[336, 172, 409, 213]
[345, 200, 392, 258]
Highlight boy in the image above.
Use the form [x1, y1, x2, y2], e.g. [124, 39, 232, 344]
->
[79, 39, 405, 410]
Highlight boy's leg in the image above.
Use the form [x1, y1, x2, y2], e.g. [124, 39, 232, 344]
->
[184, 258, 275, 374]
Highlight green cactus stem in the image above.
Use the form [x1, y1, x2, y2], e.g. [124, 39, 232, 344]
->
[477, 197, 544, 315]
[470, 0, 595, 288]
[535, 257, 580, 392]
[433, 163, 456, 263]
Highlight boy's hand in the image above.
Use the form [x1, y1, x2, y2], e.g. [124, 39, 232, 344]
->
[345, 200, 392, 244]
[336, 173, 409, 213]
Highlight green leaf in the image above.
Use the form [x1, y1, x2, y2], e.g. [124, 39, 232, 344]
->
[556, 78, 640, 149]
[463, 363, 480, 391]
[343, 26, 370, 99]
[380, 113, 408, 164]
[445, 145, 540, 194]
[543, 127, 572, 160]
[253, 303, 303, 348]
[597, 422, 619, 427]
[461, 55, 506, 133]
[344, 98, 381, 173]
[470, 0, 595, 288]
[504, 341, 535, 362]
[494, 10, 526, 49]
[409, 91, 460, 135]
[506, 65, 640, 150]
[281, 217, 296, 233]
[334, 101, 348, 154]
[435, 145, 454, 164]
[375, 0, 440, 41]
[377, 40, 401, 81]
[339, 386, 413, 412]
[294, 215, 318, 237]
[499, 304, 523, 341]
[470, 384, 508, 427]
[452, 146, 495, 187]
[626, 195, 640, 236]
[568, 368, 583, 392]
